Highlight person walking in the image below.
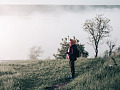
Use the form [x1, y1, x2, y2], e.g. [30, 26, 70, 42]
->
[65, 39, 77, 79]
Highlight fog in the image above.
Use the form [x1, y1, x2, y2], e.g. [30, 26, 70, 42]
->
[1, 0, 120, 5]
[0, 5, 120, 60]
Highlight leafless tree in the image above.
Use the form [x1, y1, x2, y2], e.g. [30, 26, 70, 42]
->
[106, 39, 117, 66]
[106, 39, 116, 56]
[29, 46, 43, 60]
[83, 14, 112, 58]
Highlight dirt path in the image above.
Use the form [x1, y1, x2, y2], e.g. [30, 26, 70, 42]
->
[53, 82, 67, 90]
[44, 77, 72, 90]
[44, 82, 68, 90]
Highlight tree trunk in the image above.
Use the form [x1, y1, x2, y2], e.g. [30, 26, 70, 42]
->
[95, 45, 98, 58]
[109, 50, 112, 56]
[111, 57, 117, 66]
[95, 50, 98, 58]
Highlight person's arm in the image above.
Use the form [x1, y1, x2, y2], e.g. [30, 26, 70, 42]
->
[66, 47, 73, 55]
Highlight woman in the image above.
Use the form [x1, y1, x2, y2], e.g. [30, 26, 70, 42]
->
[65, 39, 77, 79]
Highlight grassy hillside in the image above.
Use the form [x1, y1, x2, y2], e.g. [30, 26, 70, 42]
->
[0, 56, 120, 90]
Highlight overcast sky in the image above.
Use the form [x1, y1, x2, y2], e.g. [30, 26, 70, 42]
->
[0, 0, 120, 5]
[0, 5, 120, 60]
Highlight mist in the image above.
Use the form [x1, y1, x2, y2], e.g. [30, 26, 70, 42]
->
[0, 5, 120, 60]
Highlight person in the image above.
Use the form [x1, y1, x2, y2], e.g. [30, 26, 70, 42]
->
[65, 39, 77, 79]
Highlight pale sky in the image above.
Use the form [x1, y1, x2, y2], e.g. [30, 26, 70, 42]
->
[0, 5, 120, 60]
[0, 0, 120, 5]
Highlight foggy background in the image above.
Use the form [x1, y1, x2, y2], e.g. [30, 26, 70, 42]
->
[0, 5, 120, 60]
[0, 0, 120, 5]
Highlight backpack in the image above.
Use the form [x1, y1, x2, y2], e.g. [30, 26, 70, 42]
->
[76, 47, 80, 58]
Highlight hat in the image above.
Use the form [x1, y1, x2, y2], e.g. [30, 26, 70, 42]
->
[70, 39, 76, 45]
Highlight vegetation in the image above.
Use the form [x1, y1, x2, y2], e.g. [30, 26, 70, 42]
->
[83, 14, 112, 58]
[53, 36, 89, 59]
[106, 39, 116, 56]
[28, 46, 43, 60]
[0, 56, 120, 90]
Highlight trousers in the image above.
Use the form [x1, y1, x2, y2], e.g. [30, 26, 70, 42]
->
[69, 60, 75, 77]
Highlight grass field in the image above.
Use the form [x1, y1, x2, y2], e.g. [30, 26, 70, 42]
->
[0, 56, 120, 90]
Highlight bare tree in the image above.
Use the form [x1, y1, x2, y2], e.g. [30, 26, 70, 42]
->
[106, 39, 116, 56]
[83, 14, 112, 58]
[29, 46, 43, 60]
[106, 39, 117, 66]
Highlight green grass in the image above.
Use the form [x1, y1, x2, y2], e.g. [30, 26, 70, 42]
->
[0, 56, 120, 90]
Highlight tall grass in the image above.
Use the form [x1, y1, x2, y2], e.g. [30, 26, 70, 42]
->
[0, 56, 120, 90]
[64, 57, 120, 90]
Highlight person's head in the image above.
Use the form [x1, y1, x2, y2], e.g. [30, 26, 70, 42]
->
[70, 39, 76, 45]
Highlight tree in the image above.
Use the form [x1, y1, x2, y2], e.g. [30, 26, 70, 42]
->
[53, 36, 69, 59]
[83, 14, 112, 58]
[76, 44, 89, 58]
[106, 39, 116, 56]
[53, 36, 89, 59]
[28, 46, 43, 60]
[106, 39, 117, 66]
